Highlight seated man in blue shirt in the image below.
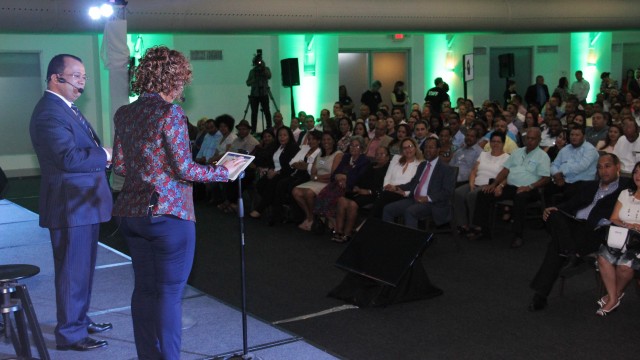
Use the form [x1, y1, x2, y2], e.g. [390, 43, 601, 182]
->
[195, 119, 222, 164]
[450, 128, 483, 184]
[468, 127, 550, 248]
[546, 126, 599, 205]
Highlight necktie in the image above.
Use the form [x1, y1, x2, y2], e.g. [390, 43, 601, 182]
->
[414, 161, 431, 200]
[71, 104, 98, 146]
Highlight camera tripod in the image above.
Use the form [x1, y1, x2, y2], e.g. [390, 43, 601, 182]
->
[242, 89, 279, 133]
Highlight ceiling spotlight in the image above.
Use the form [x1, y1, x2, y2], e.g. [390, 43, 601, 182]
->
[100, 4, 114, 17]
[88, 6, 102, 20]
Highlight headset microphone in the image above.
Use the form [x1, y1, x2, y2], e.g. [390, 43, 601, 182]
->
[57, 77, 84, 94]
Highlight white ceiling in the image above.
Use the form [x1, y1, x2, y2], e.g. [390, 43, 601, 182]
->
[0, 0, 637, 34]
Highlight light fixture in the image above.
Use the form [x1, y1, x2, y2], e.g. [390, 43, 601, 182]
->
[587, 48, 597, 66]
[446, 50, 455, 71]
[88, 1, 128, 20]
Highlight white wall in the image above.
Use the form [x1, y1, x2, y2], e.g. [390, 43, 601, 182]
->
[3, 30, 640, 176]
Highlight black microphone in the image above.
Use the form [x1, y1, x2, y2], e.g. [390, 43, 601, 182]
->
[57, 77, 84, 94]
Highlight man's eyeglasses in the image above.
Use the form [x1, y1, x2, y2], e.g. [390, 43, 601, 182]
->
[60, 73, 88, 81]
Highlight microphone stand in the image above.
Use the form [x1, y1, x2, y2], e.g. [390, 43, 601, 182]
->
[223, 171, 261, 360]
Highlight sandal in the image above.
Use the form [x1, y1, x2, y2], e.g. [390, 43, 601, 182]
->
[333, 234, 352, 244]
[331, 231, 343, 242]
[298, 220, 313, 231]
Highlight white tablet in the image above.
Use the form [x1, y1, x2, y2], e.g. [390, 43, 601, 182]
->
[216, 151, 255, 181]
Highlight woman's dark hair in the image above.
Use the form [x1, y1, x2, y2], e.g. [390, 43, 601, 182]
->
[490, 130, 506, 144]
[338, 117, 353, 133]
[396, 123, 411, 137]
[558, 76, 569, 89]
[132, 46, 192, 96]
[277, 126, 296, 146]
[308, 129, 323, 143]
[600, 123, 623, 150]
[214, 114, 235, 130]
[629, 161, 640, 195]
[320, 131, 337, 156]
[393, 81, 404, 93]
[353, 121, 367, 136]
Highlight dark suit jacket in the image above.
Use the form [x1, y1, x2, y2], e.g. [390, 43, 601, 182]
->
[29, 91, 112, 229]
[524, 84, 550, 108]
[399, 158, 456, 225]
[557, 177, 630, 228]
[628, 78, 640, 98]
[268, 142, 299, 177]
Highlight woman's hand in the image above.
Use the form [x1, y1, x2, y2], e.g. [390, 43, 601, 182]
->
[267, 169, 277, 179]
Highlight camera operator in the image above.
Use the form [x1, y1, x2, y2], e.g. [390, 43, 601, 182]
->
[246, 51, 272, 132]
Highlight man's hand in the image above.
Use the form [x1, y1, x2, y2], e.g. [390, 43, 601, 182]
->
[542, 207, 558, 222]
[415, 195, 429, 204]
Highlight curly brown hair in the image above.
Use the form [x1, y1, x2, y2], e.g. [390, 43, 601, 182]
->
[131, 46, 192, 97]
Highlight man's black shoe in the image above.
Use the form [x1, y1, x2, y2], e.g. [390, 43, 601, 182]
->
[88, 322, 113, 334]
[560, 254, 583, 272]
[528, 293, 547, 312]
[56, 337, 108, 351]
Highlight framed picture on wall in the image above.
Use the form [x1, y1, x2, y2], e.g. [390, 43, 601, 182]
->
[463, 53, 474, 82]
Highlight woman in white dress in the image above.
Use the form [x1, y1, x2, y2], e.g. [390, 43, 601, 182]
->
[368, 137, 424, 218]
[455, 131, 509, 235]
[596, 161, 640, 316]
[293, 132, 344, 231]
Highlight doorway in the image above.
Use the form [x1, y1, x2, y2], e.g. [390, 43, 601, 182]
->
[339, 50, 409, 118]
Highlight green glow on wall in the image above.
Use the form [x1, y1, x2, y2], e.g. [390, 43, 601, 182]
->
[423, 34, 449, 106]
[126, 33, 175, 102]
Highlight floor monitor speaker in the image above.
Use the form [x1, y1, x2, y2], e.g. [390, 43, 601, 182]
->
[328, 218, 442, 307]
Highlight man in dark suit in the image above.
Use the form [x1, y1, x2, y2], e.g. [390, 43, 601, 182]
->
[29, 54, 113, 351]
[524, 75, 550, 108]
[528, 153, 628, 311]
[382, 137, 456, 229]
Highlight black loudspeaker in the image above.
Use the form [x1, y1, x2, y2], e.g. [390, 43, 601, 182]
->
[328, 218, 442, 307]
[0, 166, 8, 199]
[280, 58, 300, 87]
[498, 53, 515, 78]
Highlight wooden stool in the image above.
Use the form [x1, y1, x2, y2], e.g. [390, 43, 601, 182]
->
[0, 264, 50, 360]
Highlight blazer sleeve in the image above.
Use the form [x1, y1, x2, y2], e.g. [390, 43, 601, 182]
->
[162, 106, 229, 182]
[399, 161, 426, 195]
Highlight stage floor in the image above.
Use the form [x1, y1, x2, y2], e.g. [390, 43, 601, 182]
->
[0, 199, 339, 360]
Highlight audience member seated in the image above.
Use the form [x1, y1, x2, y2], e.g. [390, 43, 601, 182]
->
[596, 161, 640, 316]
[449, 128, 483, 184]
[293, 132, 343, 231]
[216, 120, 260, 213]
[479, 118, 519, 154]
[313, 136, 370, 232]
[388, 123, 412, 156]
[545, 129, 568, 162]
[529, 153, 628, 311]
[455, 131, 509, 236]
[192, 117, 208, 160]
[540, 118, 562, 150]
[369, 138, 424, 218]
[613, 118, 640, 174]
[585, 111, 609, 146]
[365, 119, 393, 160]
[382, 138, 456, 230]
[596, 123, 622, 154]
[448, 115, 465, 148]
[332, 146, 391, 243]
[352, 121, 371, 149]
[437, 127, 457, 164]
[549, 126, 599, 202]
[195, 118, 222, 164]
[249, 127, 299, 220]
[297, 115, 317, 146]
[413, 120, 437, 153]
[468, 127, 550, 248]
[209, 114, 237, 163]
[267, 130, 323, 225]
[336, 118, 353, 153]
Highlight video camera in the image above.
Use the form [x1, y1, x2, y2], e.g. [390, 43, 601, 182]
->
[252, 49, 265, 68]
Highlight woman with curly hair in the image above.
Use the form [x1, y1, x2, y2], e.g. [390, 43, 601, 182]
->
[112, 46, 237, 359]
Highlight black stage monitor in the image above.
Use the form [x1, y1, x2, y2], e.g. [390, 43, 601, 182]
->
[334, 218, 433, 287]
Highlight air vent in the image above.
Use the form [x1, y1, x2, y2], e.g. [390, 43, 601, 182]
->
[190, 50, 223, 61]
[473, 47, 487, 56]
[537, 46, 558, 53]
